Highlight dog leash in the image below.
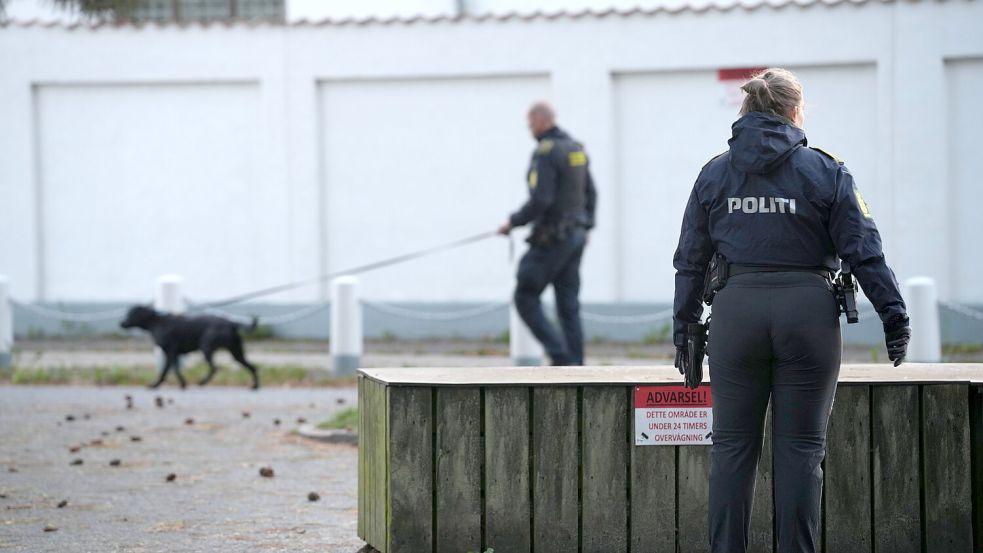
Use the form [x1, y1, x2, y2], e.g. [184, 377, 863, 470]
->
[193, 230, 511, 310]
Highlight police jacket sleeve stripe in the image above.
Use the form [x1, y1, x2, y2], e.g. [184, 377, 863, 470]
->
[510, 153, 559, 227]
[827, 165, 906, 322]
[672, 184, 714, 342]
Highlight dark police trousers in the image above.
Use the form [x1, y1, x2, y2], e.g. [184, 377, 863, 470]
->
[514, 227, 586, 365]
[708, 272, 841, 553]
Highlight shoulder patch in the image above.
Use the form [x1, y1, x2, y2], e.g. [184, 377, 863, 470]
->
[854, 187, 873, 219]
[810, 147, 844, 165]
[536, 140, 554, 154]
[568, 150, 587, 167]
[701, 151, 727, 170]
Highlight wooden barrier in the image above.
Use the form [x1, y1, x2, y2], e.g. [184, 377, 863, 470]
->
[357, 365, 983, 553]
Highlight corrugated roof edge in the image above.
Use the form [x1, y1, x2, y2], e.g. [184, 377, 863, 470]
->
[0, 0, 892, 31]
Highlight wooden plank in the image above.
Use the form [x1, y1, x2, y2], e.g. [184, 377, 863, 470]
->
[359, 377, 379, 549]
[388, 386, 433, 553]
[532, 387, 579, 551]
[825, 384, 872, 552]
[484, 387, 531, 553]
[368, 378, 389, 551]
[357, 364, 983, 387]
[677, 446, 711, 553]
[872, 385, 921, 553]
[749, 402, 774, 553]
[434, 388, 481, 553]
[971, 385, 983, 552]
[630, 436, 676, 552]
[367, 377, 378, 548]
[358, 376, 365, 541]
[582, 387, 629, 553]
[922, 384, 973, 553]
[363, 376, 375, 547]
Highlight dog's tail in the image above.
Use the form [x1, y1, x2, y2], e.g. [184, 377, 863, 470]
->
[239, 316, 259, 333]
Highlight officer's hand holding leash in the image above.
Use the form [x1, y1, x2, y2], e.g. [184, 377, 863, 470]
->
[883, 314, 911, 366]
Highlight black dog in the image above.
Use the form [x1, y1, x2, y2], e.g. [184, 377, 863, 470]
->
[120, 305, 260, 389]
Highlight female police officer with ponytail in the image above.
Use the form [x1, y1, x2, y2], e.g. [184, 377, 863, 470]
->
[671, 68, 911, 553]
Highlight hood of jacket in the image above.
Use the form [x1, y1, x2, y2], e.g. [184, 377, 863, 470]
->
[727, 112, 807, 174]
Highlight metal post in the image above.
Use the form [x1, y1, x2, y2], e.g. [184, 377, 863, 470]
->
[331, 276, 362, 375]
[904, 276, 941, 362]
[510, 290, 543, 367]
[0, 275, 12, 369]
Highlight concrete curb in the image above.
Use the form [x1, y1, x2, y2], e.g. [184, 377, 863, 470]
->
[297, 424, 358, 445]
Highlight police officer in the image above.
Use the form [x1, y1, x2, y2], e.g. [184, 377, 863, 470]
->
[672, 68, 911, 553]
[498, 102, 597, 366]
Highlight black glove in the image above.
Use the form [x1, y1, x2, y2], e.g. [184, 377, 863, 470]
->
[674, 347, 688, 376]
[884, 314, 911, 367]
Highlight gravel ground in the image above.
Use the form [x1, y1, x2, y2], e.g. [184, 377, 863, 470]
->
[0, 386, 364, 553]
[0, 339, 974, 552]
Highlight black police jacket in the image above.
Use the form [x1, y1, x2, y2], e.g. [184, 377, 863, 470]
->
[672, 112, 906, 342]
[509, 126, 597, 235]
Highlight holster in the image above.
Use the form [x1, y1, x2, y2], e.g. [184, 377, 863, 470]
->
[685, 321, 708, 389]
[702, 253, 729, 306]
[833, 263, 859, 324]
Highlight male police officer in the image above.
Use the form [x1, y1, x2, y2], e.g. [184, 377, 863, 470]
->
[498, 102, 597, 366]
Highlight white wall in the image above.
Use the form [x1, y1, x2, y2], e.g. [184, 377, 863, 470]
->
[35, 82, 292, 301]
[317, 75, 547, 301]
[1, 1, 982, 304]
[947, 58, 983, 302]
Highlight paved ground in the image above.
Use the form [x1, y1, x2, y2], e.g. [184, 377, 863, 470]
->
[0, 386, 364, 553]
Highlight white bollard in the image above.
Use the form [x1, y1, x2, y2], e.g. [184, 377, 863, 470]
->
[154, 275, 185, 370]
[904, 276, 941, 363]
[331, 276, 362, 375]
[0, 276, 12, 369]
[155, 274, 185, 314]
[510, 299, 543, 367]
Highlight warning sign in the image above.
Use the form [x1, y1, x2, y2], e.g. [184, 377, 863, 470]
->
[634, 385, 713, 446]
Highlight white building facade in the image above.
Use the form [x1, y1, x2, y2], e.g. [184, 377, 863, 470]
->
[1, 0, 982, 312]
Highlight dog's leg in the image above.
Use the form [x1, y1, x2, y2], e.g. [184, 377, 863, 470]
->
[149, 353, 175, 389]
[171, 354, 187, 389]
[199, 347, 218, 386]
[228, 337, 260, 390]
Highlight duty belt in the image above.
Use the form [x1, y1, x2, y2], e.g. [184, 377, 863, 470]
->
[728, 264, 833, 279]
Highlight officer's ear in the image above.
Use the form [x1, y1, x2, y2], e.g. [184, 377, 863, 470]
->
[789, 103, 805, 128]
